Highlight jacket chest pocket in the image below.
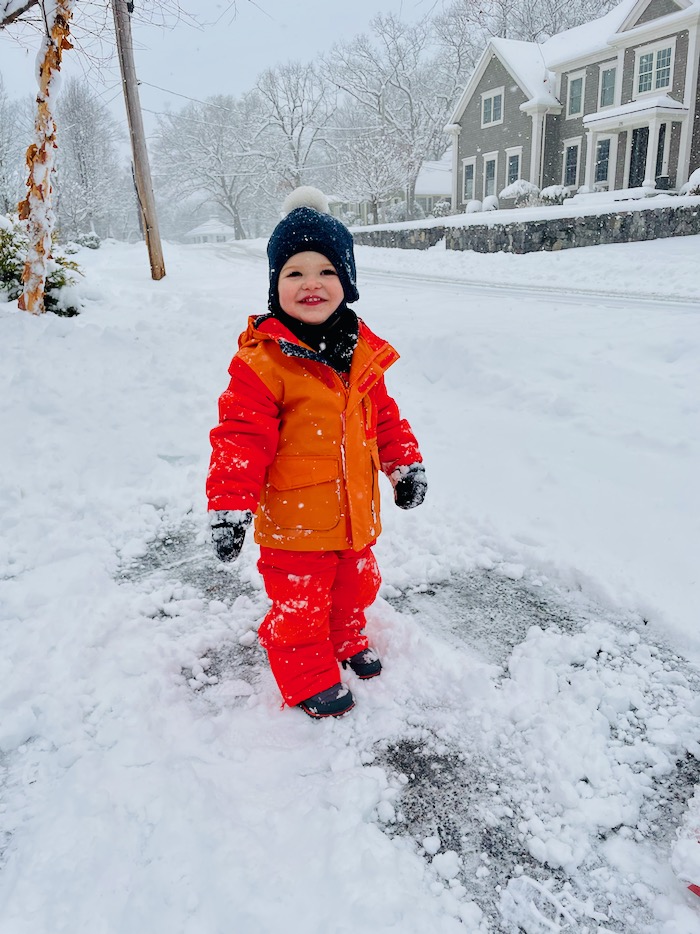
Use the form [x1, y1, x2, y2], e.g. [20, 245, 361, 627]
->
[263, 455, 341, 532]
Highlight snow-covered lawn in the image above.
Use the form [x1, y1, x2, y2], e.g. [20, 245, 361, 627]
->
[1, 236, 699, 932]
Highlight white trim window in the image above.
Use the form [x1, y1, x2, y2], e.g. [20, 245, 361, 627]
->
[594, 136, 613, 185]
[483, 151, 498, 198]
[481, 87, 504, 128]
[634, 40, 675, 96]
[562, 137, 582, 188]
[462, 156, 476, 202]
[505, 146, 523, 186]
[567, 70, 586, 118]
[599, 64, 616, 109]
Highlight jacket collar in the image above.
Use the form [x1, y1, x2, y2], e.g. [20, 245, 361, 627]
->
[240, 314, 399, 405]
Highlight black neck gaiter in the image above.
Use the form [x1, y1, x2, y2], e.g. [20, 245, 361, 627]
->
[273, 304, 359, 374]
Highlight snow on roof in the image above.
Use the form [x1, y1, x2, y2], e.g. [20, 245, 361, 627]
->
[542, 0, 643, 68]
[184, 218, 237, 238]
[584, 93, 689, 124]
[489, 38, 560, 108]
[415, 150, 452, 197]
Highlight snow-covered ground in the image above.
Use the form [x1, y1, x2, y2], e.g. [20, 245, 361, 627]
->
[1, 235, 699, 932]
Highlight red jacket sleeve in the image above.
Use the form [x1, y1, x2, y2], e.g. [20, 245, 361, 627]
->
[373, 377, 422, 475]
[206, 356, 280, 513]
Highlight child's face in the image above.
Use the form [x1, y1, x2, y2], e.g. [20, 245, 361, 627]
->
[277, 251, 344, 324]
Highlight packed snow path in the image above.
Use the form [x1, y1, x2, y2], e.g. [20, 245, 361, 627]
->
[1, 238, 699, 933]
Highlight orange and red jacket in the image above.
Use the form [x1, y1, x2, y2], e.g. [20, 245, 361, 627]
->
[207, 314, 422, 552]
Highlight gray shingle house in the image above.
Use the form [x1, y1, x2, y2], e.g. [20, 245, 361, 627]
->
[446, 0, 700, 207]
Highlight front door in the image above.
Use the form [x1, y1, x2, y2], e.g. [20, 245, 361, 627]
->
[628, 126, 649, 187]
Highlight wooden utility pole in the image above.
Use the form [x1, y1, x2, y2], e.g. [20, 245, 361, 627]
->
[112, 0, 165, 280]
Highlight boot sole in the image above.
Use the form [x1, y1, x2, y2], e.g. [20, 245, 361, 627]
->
[298, 700, 356, 719]
[355, 669, 381, 680]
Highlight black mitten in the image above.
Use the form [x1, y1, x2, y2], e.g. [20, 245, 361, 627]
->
[209, 510, 253, 562]
[393, 463, 427, 510]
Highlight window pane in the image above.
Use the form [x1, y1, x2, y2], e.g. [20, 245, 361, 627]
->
[485, 160, 496, 196]
[564, 145, 578, 186]
[483, 97, 492, 124]
[569, 77, 583, 114]
[600, 68, 615, 107]
[463, 164, 474, 200]
[595, 139, 610, 183]
[492, 94, 502, 122]
[508, 154, 519, 185]
[638, 52, 653, 93]
[655, 47, 672, 88]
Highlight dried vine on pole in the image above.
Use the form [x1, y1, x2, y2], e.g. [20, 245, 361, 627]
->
[17, 0, 75, 315]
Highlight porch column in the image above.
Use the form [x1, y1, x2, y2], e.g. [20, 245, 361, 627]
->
[584, 128, 597, 189]
[445, 124, 461, 210]
[529, 111, 546, 186]
[609, 134, 620, 190]
[643, 116, 661, 186]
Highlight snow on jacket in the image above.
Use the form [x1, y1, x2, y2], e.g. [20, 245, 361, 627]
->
[207, 314, 422, 552]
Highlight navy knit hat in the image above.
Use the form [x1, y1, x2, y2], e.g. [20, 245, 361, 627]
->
[267, 187, 359, 311]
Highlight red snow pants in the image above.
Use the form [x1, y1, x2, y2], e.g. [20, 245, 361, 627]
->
[257, 545, 382, 706]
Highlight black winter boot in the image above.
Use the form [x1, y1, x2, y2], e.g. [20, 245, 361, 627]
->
[342, 648, 382, 680]
[298, 682, 355, 719]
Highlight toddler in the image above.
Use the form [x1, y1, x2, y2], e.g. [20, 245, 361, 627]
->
[206, 187, 426, 718]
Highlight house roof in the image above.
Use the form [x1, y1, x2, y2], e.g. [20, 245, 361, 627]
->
[448, 37, 560, 124]
[415, 150, 452, 197]
[583, 93, 689, 126]
[541, 0, 641, 68]
[184, 218, 237, 238]
[489, 38, 560, 108]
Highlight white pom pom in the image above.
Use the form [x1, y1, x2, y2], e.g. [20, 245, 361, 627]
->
[281, 186, 329, 217]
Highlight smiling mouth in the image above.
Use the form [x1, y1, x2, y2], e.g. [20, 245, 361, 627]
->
[300, 296, 325, 305]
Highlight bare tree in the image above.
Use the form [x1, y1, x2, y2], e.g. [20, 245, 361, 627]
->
[330, 103, 409, 224]
[256, 61, 335, 195]
[15, 0, 74, 314]
[0, 75, 28, 213]
[435, 0, 616, 45]
[154, 93, 264, 239]
[54, 77, 124, 238]
[327, 15, 452, 218]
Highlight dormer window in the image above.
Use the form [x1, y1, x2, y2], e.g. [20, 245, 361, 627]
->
[635, 41, 674, 96]
[481, 88, 504, 128]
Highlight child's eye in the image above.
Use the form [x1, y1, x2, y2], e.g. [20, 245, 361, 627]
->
[285, 270, 302, 277]
[321, 269, 338, 276]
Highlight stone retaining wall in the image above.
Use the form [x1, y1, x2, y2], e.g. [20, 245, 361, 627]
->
[351, 202, 700, 253]
[351, 226, 446, 250]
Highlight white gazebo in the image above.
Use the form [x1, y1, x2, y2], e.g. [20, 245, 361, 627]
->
[183, 218, 238, 244]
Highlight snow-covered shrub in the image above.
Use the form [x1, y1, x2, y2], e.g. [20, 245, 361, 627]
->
[483, 195, 499, 211]
[431, 199, 452, 217]
[466, 200, 482, 214]
[0, 214, 83, 315]
[75, 231, 101, 250]
[381, 200, 425, 224]
[679, 167, 700, 196]
[499, 179, 540, 207]
[540, 185, 568, 206]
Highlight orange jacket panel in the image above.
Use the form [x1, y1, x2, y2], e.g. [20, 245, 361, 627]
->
[207, 315, 422, 551]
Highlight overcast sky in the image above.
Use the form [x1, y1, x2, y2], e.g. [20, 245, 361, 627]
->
[1, 0, 437, 122]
